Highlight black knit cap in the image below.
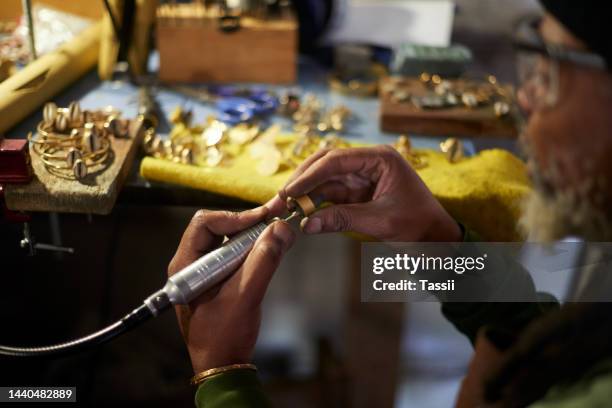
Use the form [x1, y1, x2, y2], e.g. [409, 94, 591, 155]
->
[540, 0, 611, 69]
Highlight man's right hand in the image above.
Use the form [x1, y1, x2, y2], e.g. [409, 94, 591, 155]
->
[268, 146, 462, 242]
[168, 208, 295, 374]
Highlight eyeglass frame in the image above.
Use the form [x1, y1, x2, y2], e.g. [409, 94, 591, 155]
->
[512, 16, 608, 71]
[512, 16, 608, 110]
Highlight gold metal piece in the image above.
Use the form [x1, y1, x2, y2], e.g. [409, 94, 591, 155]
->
[181, 148, 194, 164]
[393, 135, 427, 169]
[395, 135, 411, 151]
[287, 195, 316, 216]
[292, 95, 351, 136]
[318, 134, 349, 150]
[292, 134, 320, 159]
[43, 102, 58, 124]
[410, 154, 428, 169]
[318, 105, 351, 133]
[328, 63, 386, 97]
[143, 129, 159, 154]
[169, 106, 193, 125]
[82, 124, 101, 152]
[440, 137, 464, 163]
[70, 128, 81, 138]
[206, 146, 224, 167]
[66, 148, 82, 167]
[151, 137, 163, 157]
[228, 123, 259, 145]
[54, 113, 68, 132]
[461, 92, 478, 108]
[68, 101, 83, 125]
[203, 121, 227, 147]
[434, 80, 452, 95]
[256, 148, 281, 176]
[163, 139, 174, 157]
[494, 101, 510, 117]
[105, 116, 129, 138]
[72, 159, 88, 179]
[390, 89, 410, 104]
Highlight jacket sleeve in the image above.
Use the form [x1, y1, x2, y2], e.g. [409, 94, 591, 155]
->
[195, 369, 272, 408]
[441, 223, 559, 344]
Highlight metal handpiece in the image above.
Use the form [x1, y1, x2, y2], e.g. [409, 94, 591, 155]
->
[144, 195, 319, 316]
[145, 222, 268, 315]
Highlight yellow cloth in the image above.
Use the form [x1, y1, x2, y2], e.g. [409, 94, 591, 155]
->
[140, 138, 531, 241]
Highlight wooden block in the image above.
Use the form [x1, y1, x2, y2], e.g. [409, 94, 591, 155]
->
[157, 13, 297, 84]
[4, 126, 144, 215]
[379, 76, 519, 138]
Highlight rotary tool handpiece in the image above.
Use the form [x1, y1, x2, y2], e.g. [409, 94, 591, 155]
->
[145, 221, 269, 314]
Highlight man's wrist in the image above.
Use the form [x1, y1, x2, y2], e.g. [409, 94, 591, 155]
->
[423, 211, 463, 242]
[190, 351, 251, 374]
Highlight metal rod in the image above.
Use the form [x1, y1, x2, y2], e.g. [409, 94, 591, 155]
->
[283, 211, 300, 223]
[102, 0, 122, 41]
[21, 0, 37, 60]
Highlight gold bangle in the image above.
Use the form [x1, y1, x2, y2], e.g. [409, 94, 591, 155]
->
[35, 122, 82, 142]
[190, 363, 257, 386]
[37, 137, 111, 166]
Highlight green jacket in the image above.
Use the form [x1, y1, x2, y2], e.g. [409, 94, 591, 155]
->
[195, 370, 271, 408]
[193, 227, 612, 407]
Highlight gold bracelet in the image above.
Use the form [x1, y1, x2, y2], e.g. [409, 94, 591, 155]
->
[190, 363, 257, 386]
[35, 122, 82, 142]
[38, 138, 111, 167]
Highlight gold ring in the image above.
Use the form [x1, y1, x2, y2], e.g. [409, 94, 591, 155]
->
[287, 195, 316, 216]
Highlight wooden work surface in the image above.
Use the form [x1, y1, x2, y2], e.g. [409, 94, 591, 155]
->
[379, 76, 519, 138]
[4, 128, 143, 215]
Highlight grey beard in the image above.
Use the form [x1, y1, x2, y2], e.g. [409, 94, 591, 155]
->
[518, 127, 612, 242]
[519, 157, 612, 242]
[519, 187, 612, 242]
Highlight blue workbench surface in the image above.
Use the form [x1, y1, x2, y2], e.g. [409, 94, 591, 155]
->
[9, 56, 476, 148]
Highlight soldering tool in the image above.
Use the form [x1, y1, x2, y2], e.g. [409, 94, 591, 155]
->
[0, 195, 320, 357]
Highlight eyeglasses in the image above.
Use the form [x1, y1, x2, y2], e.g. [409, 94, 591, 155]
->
[513, 17, 607, 111]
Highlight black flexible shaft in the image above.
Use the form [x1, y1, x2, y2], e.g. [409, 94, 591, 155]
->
[0, 304, 153, 358]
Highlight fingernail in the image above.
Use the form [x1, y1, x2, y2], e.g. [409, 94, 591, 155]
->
[302, 217, 322, 234]
[273, 221, 295, 251]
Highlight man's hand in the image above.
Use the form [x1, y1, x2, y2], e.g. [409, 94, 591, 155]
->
[168, 207, 295, 374]
[268, 146, 461, 242]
